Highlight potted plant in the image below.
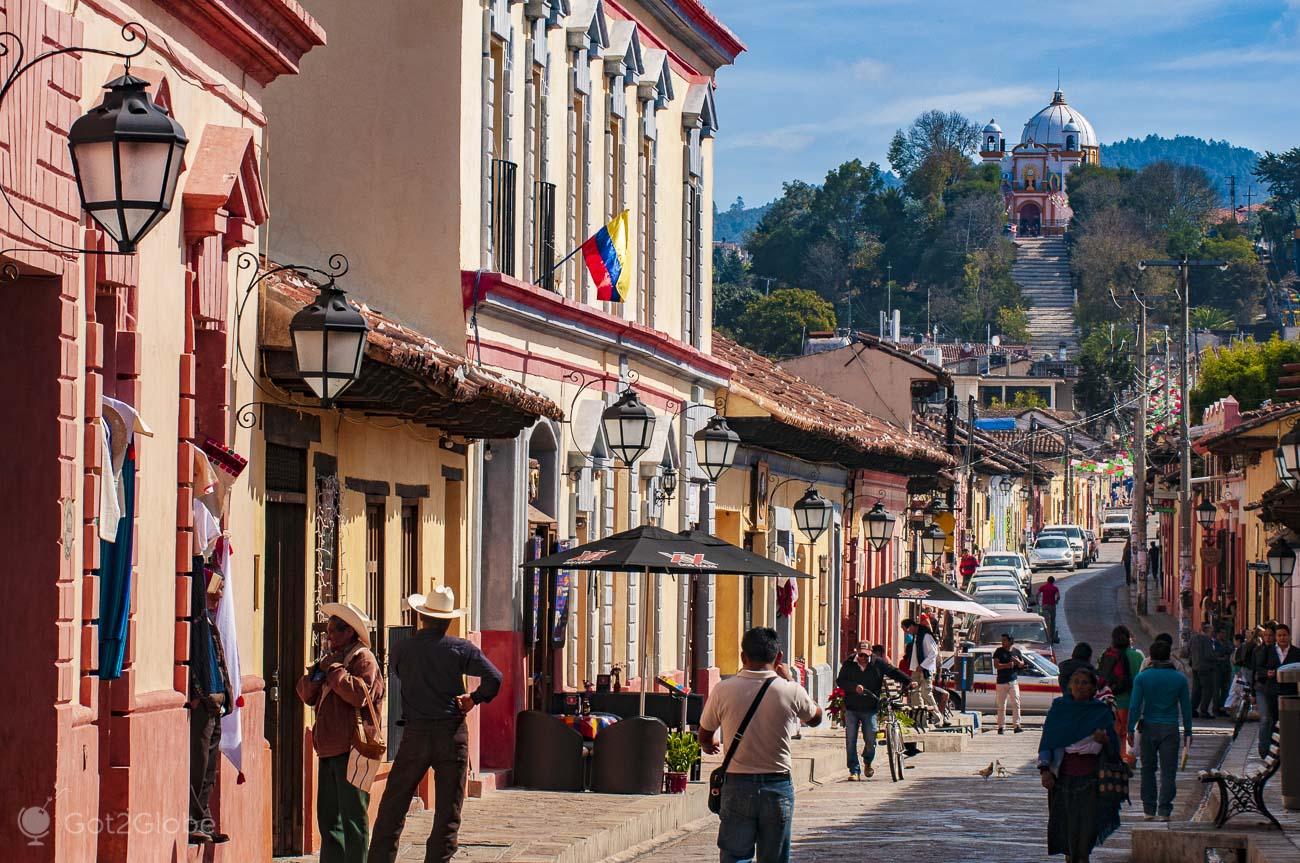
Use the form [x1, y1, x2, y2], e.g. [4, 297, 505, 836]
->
[664, 731, 700, 794]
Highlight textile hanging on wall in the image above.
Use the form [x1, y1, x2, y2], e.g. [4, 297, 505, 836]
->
[213, 537, 245, 781]
[98, 436, 136, 679]
[551, 539, 572, 647]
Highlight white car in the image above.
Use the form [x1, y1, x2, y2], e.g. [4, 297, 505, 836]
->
[1029, 536, 1075, 572]
[969, 570, 1025, 598]
[970, 588, 1027, 614]
[979, 552, 1031, 587]
[1102, 513, 1131, 542]
[1039, 525, 1088, 567]
[941, 646, 1062, 714]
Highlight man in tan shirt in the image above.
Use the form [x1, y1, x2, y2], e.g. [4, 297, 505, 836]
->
[698, 627, 822, 863]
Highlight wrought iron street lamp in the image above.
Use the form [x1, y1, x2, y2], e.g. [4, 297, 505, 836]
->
[793, 488, 834, 544]
[1279, 427, 1300, 482]
[920, 523, 947, 560]
[1267, 539, 1295, 587]
[999, 476, 1014, 493]
[656, 464, 679, 503]
[602, 389, 656, 467]
[693, 415, 740, 482]
[1195, 499, 1216, 531]
[862, 502, 896, 552]
[68, 72, 187, 253]
[290, 283, 369, 406]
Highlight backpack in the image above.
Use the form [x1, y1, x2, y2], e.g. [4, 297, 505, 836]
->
[1099, 647, 1132, 696]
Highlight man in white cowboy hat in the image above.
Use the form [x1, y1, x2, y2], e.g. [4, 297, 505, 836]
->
[367, 586, 502, 863]
[296, 601, 384, 863]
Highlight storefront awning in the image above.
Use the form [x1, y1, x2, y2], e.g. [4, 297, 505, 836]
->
[259, 267, 561, 439]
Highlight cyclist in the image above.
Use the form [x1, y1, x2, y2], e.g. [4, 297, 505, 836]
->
[836, 641, 913, 780]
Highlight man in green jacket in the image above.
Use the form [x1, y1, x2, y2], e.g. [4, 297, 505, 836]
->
[1128, 639, 1193, 821]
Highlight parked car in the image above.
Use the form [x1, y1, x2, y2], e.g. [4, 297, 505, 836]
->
[1101, 512, 1131, 541]
[969, 569, 1026, 598]
[1039, 525, 1087, 567]
[1029, 536, 1075, 572]
[1083, 529, 1100, 563]
[941, 645, 1061, 713]
[970, 587, 1027, 615]
[968, 612, 1056, 662]
[978, 552, 1031, 588]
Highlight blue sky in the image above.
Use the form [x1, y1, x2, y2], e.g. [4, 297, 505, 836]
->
[707, 0, 1300, 206]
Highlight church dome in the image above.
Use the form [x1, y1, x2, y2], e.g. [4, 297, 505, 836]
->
[1020, 90, 1097, 149]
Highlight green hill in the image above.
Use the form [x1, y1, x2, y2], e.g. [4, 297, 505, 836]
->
[714, 197, 770, 243]
[1100, 135, 1264, 206]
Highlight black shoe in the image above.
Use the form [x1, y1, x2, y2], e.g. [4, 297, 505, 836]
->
[1014, 727, 1024, 734]
[188, 832, 214, 846]
[998, 727, 1005, 735]
[209, 832, 230, 844]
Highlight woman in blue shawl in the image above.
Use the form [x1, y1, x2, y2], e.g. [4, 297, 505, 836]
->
[1038, 666, 1123, 862]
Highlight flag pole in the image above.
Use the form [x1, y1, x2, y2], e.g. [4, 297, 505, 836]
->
[535, 242, 585, 288]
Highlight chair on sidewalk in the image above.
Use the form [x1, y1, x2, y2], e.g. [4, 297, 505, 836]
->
[513, 710, 585, 792]
[1197, 729, 1283, 830]
[590, 716, 669, 794]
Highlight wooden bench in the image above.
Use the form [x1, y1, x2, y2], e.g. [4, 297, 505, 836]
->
[1198, 729, 1282, 830]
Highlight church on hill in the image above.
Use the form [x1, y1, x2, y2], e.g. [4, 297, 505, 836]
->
[980, 88, 1100, 236]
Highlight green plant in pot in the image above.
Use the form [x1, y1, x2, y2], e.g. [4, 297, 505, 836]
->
[664, 731, 700, 793]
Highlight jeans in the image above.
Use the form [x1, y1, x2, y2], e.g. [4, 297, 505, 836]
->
[844, 710, 878, 774]
[1139, 722, 1180, 817]
[717, 773, 794, 863]
[318, 754, 371, 863]
[368, 719, 470, 863]
[1257, 685, 1279, 759]
[1042, 605, 1058, 643]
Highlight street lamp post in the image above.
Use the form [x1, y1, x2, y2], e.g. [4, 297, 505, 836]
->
[1137, 257, 1228, 646]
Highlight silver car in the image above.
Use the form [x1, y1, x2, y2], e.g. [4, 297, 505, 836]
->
[1029, 536, 1075, 572]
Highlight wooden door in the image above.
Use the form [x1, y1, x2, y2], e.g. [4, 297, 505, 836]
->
[366, 499, 386, 669]
[264, 497, 306, 855]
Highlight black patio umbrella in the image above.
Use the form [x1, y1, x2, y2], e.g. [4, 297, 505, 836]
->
[522, 525, 811, 713]
[854, 572, 996, 617]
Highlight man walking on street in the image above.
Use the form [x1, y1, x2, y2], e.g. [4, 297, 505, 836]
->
[1129, 638, 1193, 821]
[1122, 539, 1132, 585]
[699, 627, 822, 863]
[1148, 541, 1161, 582]
[1253, 623, 1300, 759]
[1099, 625, 1144, 764]
[1036, 576, 1061, 644]
[993, 633, 1026, 734]
[903, 619, 943, 725]
[1188, 623, 1217, 718]
[836, 641, 912, 779]
[1057, 642, 1094, 694]
[368, 588, 502, 863]
[959, 548, 979, 588]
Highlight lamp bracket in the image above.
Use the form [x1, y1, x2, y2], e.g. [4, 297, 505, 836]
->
[0, 23, 150, 280]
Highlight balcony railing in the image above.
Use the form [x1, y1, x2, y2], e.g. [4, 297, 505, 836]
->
[533, 180, 557, 292]
[490, 158, 517, 277]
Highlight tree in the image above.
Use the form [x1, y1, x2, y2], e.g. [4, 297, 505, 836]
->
[1189, 306, 1233, 331]
[1075, 325, 1137, 419]
[746, 180, 818, 288]
[713, 280, 760, 340]
[1255, 148, 1300, 205]
[1189, 336, 1300, 420]
[733, 289, 836, 358]
[887, 110, 980, 203]
[996, 306, 1031, 343]
[713, 246, 748, 285]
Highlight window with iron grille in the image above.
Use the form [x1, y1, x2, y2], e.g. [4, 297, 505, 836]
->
[365, 499, 386, 666]
[401, 501, 419, 626]
[533, 181, 556, 292]
[491, 158, 517, 276]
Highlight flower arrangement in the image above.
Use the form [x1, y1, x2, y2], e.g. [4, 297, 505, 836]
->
[828, 687, 846, 728]
[665, 730, 701, 775]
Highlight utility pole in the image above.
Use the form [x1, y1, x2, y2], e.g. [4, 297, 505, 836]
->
[965, 396, 977, 546]
[758, 276, 776, 296]
[1228, 174, 1237, 215]
[1132, 296, 1150, 614]
[886, 261, 893, 320]
[1137, 256, 1228, 645]
[1027, 415, 1039, 542]
[1063, 427, 1073, 524]
[1245, 187, 1255, 231]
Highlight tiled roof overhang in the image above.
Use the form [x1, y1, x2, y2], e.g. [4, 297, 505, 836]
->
[261, 268, 561, 439]
[713, 336, 956, 474]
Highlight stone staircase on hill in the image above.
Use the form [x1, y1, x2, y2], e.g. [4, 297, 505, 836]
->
[1012, 236, 1078, 356]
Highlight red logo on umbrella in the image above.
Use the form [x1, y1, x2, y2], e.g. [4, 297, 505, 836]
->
[898, 588, 933, 599]
[658, 552, 717, 568]
[569, 550, 616, 564]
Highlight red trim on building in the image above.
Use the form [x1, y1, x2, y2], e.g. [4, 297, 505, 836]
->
[462, 270, 733, 383]
[150, 0, 326, 85]
[474, 339, 682, 412]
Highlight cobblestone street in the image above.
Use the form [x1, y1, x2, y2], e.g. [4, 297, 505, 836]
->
[624, 551, 1231, 863]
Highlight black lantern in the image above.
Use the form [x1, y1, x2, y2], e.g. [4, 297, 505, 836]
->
[920, 523, 947, 559]
[1276, 446, 1298, 491]
[601, 389, 656, 466]
[67, 73, 188, 253]
[862, 502, 896, 552]
[657, 464, 679, 502]
[1280, 426, 1300, 481]
[793, 488, 834, 543]
[1267, 539, 1295, 587]
[290, 284, 369, 405]
[999, 476, 1014, 493]
[1195, 498, 1216, 530]
[693, 415, 740, 482]
[924, 497, 948, 526]
[1019, 487, 1031, 501]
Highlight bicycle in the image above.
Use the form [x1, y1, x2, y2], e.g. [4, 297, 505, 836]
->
[1230, 676, 1255, 741]
[877, 688, 908, 782]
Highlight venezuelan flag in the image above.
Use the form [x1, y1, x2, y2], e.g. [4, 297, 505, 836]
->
[581, 211, 631, 303]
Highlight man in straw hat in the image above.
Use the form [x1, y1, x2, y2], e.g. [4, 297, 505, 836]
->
[296, 601, 384, 863]
[368, 587, 502, 863]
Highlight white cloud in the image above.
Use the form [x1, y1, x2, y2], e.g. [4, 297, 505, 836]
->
[1155, 45, 1298, 70]
[847, 57, 890, 82]
[722, 127, 819, 153]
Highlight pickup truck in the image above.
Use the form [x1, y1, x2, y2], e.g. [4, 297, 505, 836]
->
[1101, 512, 1131, 541]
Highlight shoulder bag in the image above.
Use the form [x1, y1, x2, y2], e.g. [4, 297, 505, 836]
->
[708, 677, 776, 816]
[316, 644, 387, 760]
